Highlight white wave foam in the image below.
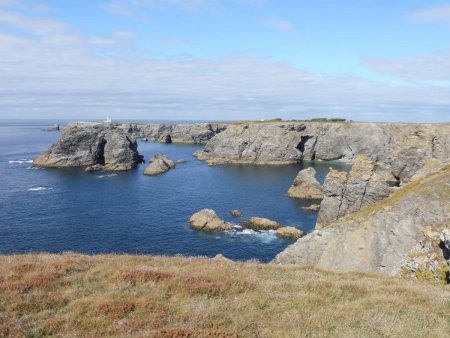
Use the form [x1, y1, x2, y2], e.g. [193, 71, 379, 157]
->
[98, 174, 118, 179]
[9, 159, 33, 164]
[27, 187, 52, 192]
[225, 228, 277, 242]
[26, 166, 42, 170]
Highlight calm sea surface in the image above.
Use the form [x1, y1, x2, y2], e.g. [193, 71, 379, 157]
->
[0, 120, 350, 262]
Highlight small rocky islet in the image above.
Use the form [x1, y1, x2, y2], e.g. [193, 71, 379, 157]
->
[33, 120, 450, 283]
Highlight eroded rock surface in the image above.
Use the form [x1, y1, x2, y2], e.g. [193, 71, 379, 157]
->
[134, 123, 228, 144]
[276, 227, 305, 240]
[144, 154, 175, 176]
[194, 122, 450, 182]
[274, 164, 450, 277]
[287, 167, 323, 199]
[189, 209, 232, 232]
[316, 155, 396, 228]
[34, 122, 143, 171]
[240, 217, 282, 231]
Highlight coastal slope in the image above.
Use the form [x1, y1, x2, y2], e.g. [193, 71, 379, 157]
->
[1, 253, 449, 337]
[274, 163, 450, 278]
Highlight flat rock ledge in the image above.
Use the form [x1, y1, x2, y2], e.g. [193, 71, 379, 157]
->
[144, 153, 175, 176]
[240, 217, 282, 231]
[189, 209, 233, 232]
[276, 227, 305, 240]
[287, 167, 324, 199]
[302, 204, 321, 212]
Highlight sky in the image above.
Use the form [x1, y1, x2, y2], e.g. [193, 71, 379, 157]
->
[0, 0, 450, 122]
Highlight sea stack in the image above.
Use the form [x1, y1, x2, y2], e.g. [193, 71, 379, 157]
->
[33, 122, 143, 171]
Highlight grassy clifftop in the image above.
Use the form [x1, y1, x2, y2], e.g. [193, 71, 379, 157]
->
[1, 254, 449, 337]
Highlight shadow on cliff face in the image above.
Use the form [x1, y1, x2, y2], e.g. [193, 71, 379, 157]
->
[94, 139, 107, 165]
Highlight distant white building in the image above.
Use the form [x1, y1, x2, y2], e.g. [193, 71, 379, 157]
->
[104, 117, 112, 123]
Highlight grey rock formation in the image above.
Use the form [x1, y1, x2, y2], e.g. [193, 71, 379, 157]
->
[230, 209, 243, 217]
[276, 227, 305, 240]
[316, 155, 396, 229]
[240, 217, 282, 231]
[194, 122, 450, 182]
[133, 123, 228, 144]
[143, 154, 175, 176]
[274, 164, 450, 276]
[189, 209, 233, 232]
[34, 122, 143, 171]
[287, 167, 324, 199]
[85, 164, 104, 172]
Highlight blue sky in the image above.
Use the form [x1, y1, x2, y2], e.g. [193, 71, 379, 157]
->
[0, 0, 449, 121]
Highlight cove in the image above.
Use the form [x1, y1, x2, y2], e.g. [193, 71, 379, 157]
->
[0, 121, 350, 262]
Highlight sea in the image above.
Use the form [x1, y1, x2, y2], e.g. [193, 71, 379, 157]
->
[0, 119, 350, 262]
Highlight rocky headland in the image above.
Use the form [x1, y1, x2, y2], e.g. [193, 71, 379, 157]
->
[33, 122, 143, 171]
[194, 121, 450, 183]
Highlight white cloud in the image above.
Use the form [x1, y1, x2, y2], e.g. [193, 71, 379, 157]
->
[105, 0, 212, 16]
[265, 18, 293, 32]
[366, 49, 450, 81]
[0, 0, 49, 11]
[409, 4, 450, 24]
[0, 7, 448, 122]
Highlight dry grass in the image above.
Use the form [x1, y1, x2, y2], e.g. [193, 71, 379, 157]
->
[0, 253, 449, 337]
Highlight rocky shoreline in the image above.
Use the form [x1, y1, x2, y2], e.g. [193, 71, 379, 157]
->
[33, 120, 450, 283]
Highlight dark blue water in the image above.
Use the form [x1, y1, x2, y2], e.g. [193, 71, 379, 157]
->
[0, 120, 350, 262]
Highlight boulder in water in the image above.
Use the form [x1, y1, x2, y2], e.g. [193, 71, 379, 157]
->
[240, 217, 282, 231]
[276, 227, 305, 240]
[189, 209, 232, 232]
[144, 154, 175, 176]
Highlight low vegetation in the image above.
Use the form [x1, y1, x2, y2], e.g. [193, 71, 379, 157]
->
[1, 253, 449, 337]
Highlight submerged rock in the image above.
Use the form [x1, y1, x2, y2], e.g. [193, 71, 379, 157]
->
[287, 167, 324, 199]
[144, 154, 175, 176]
[302, 204, 321, 212]
[189, 209, 232, 232]
[85, 164, 104, 172]
[240, 217, 282, 231]
[34, 122, 143, 171]
[276, 227, 305, 240]
[230, 209, 243, 217]
[177, 159, 186, 164]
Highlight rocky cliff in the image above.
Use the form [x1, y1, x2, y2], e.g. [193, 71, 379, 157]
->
[131, 123, 228, 144]
[274, 164, 450, 278]
[194, 122, 450, 182]
[316, 155, 397, 228]
[34, 122, 143, 171]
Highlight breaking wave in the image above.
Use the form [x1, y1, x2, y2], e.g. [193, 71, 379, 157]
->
[9, 159, 33, 164]
[27, 187, 53, 192]
[98, 174, 118, 179]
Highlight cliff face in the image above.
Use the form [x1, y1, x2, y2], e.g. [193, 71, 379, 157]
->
[132, 123, 228, 144]
[274, 164, 450, 277]
[194, 122, 450, 180]
[316, 155, 397, 228]
[34, 122, 143, 171]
